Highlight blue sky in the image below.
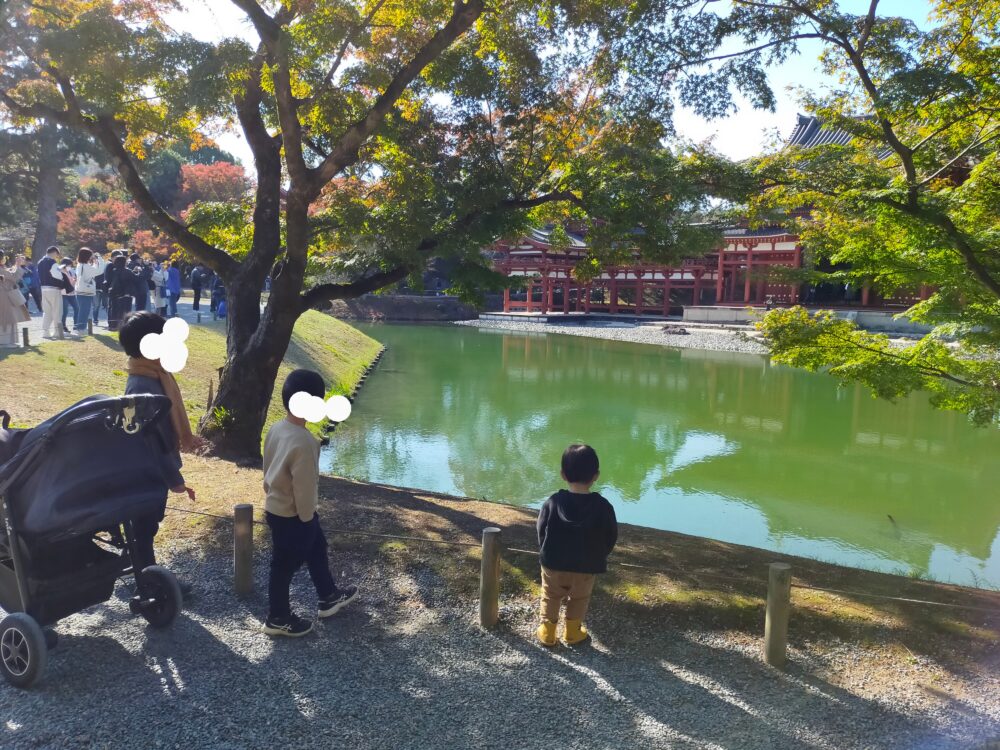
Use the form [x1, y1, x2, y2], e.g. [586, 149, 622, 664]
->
[167, 0, 933, 163]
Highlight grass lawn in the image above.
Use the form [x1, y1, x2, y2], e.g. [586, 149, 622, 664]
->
[0, 309, 382, 434]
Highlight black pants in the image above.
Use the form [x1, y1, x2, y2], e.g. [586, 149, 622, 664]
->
[108, 295, 132, 331]
[192, 287, 201, 310]
[131, 515, 160, 573]
[266, 512, 337, 619]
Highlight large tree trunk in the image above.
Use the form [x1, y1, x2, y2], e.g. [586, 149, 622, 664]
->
[200, 196, 309, 462]
[200, 262, 302, 461]
[31, 158, 61, 262]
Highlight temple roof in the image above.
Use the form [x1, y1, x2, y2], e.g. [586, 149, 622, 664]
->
[786, 114, 854, 148]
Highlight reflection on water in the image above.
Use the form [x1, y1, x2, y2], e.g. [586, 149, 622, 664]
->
[323, 324, 1000, 589]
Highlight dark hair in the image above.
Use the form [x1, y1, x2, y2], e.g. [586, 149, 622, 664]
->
[129, 253, 140, 263]
[119, 311, 166, 358]
[281, 369, 326, 410]
[113, 255, 126, 269]
[45, 245, 60, 256]
[77, 248, 93, 264]
[561, 444, 600, 483]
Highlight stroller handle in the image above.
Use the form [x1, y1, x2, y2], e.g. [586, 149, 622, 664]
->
[45, 395, 173, 437]
[0, 395, 173, 497]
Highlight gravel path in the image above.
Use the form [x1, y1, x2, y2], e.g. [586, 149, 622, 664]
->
[455, 318, 770, 355]
[3, 540, 998, 750]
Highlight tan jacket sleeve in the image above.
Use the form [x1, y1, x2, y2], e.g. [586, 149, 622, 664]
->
[289, 441, 319, 522]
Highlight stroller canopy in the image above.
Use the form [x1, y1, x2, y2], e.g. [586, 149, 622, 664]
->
[0, 395, 174, 543]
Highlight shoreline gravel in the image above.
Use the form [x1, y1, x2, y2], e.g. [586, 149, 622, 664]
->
[455, 318, 770, 355]
[2, 534, 998, 750]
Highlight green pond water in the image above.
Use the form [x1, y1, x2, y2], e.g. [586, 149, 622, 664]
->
[322, 323, 1000, 589]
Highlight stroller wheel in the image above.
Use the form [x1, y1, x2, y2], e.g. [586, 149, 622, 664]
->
[0, 613, 47, 689]
[135, 565, 182, 628]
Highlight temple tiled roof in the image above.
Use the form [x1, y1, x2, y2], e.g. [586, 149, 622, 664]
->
[723, 226, 796, 238]
[526, 226, 588, 248]
[786, 114, 854, 148]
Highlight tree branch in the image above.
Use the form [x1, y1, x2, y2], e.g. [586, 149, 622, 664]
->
[230, 0, 310, 187]
[309, 0, 486, 196]
[298, 0, 390, 110]
[301, 264, 411, 309]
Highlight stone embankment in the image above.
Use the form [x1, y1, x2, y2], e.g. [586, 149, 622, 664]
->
[456, 318, 770, 355]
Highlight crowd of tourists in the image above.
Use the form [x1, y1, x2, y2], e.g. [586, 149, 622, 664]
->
[0, 246, 227, 346]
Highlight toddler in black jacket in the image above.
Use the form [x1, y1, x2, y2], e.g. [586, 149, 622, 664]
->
[536, 444, 617, 646]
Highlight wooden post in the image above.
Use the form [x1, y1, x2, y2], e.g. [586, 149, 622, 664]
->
[609, 277, 619, 314]
[234, 503, 254, 596]
[663, 276, 672, 315]
[764, 562, 792, 668]
[635, 277, 644, 314]
[744, 246, 753, 303]
[21, 327, 29, 347]
[479, 527, 502, 628]
[503, 287, 510, 312]
[692, 271, 703, 307]
[87, 319, 93, 335]
[197, 312, 202, 323]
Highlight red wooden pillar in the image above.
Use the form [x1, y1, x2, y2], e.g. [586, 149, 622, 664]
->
[503, 286, 511, 312]
[584, 284, 592, 313]
[526, 282, 534, 312]
[791, 246, 802, 304]
[861, 284, 871, 307]
[545, 277, 554, 312]
[609, 275, 619, 314]
[744, 246, 753, 303]
[716, 249, 725, 302]
[692, 271, 703, 307]
[662, 275, 672, 315]
[636, 276, 644, 314]
[562, 280, 570, 313]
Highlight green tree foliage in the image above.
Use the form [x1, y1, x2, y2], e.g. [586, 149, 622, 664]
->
[662, 0, 1000, 422]
[0, 0, 733, 456]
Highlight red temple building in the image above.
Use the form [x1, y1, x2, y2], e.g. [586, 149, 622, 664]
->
[490, 116, 927, 316]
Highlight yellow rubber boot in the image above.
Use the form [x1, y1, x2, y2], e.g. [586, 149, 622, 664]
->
[563, 619, 589, 645]
[536, 620, 557, 647]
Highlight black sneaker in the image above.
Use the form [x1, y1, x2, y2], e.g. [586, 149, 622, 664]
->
[318, 585, 358, 618]
[262, 613, 314, 637]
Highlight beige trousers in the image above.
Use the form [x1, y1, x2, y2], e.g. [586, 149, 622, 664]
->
[540, 566, 596, 622]
[41, 287, 63, 338]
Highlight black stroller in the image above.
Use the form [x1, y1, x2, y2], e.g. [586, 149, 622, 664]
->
[0, 395, 184, 688]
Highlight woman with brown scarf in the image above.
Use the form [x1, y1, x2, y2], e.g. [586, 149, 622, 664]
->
[118, 311, 198, 590]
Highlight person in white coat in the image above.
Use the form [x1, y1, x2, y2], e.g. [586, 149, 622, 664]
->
[73, 248, 101, 335]
[151, 262, 167, 316]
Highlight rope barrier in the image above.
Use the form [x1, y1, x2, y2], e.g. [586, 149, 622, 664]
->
[508, 545, 762, 587]
[165, 505, 481, 548]
[166, 506, 1000, 615]
[789, 582, 1000, 614]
